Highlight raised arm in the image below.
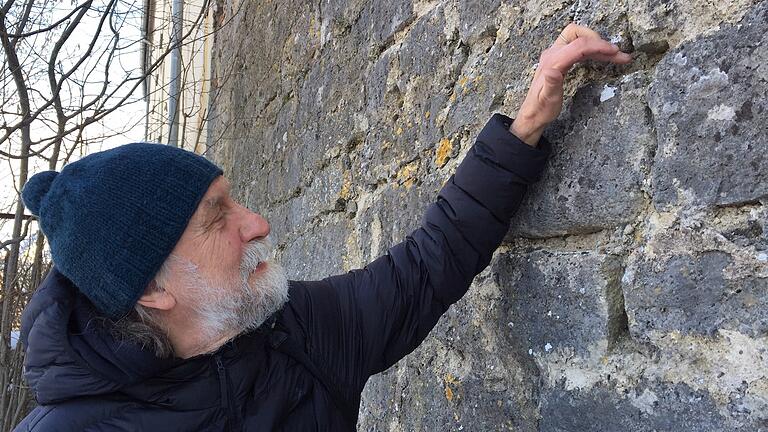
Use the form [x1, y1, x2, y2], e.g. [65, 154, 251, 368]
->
[284, 24, 633, 404]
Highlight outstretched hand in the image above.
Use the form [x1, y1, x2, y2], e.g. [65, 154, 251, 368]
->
[510, 23, 633, 146]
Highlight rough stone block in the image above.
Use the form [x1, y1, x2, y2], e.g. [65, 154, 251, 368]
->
[712, 201, 768, 252]
[362, 4, 465, 182]
[294, 40, 368, 170]
[357, 0, 414, 48]
[509, 72, 655, 238]
[352, 171, 445, 260]
[439, 14, 554, 138]
[539, 382, 731, 432]
[624, 245, 768, 340]
[263, 158, 349, 241]
[278, 215, 351, 280]
[625, 0, 756, 56]
[456, 0, 503, 45]
[492, 250, 627, 357]
[648, 2, 768, 209]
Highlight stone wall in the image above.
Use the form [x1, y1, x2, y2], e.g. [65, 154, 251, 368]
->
[207, 0, 768, 429]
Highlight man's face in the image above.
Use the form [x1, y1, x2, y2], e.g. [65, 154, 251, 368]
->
[164, 176, 289, 336]
[175, 176, 270, 281]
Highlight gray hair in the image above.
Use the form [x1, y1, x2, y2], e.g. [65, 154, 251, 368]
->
[110, 258, 175, 358]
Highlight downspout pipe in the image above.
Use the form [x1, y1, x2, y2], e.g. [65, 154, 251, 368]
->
[167, 0, 183, 147]
[141, 0, 152, 141]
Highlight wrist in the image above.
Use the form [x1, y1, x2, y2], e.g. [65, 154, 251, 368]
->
[510, 118, 544, 147]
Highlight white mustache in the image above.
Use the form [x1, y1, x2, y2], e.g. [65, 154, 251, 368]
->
[240, 236, 275, 271]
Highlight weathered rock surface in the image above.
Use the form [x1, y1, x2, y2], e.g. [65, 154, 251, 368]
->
[648, 1, 768, 209]
[510, 71, 655, 238]
[538, 382, 730, 432]
[208, 0, 768, 430]
[493, 250, 627, 358]
[624, 223, 768, 339]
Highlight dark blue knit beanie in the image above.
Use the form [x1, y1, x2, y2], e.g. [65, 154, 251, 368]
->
[21, 143, 223, 320]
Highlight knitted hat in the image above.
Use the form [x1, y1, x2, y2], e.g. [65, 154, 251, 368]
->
[21, 143, 223, 320]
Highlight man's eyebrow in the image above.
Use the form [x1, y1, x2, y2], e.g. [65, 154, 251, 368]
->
[204, 196, 222, 209]
[199, 196, 223, 224]
[199, 182, 231, 223]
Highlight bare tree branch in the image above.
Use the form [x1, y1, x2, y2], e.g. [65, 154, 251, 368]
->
[8, 2, 89, 40]
[0, 215, 32, 250]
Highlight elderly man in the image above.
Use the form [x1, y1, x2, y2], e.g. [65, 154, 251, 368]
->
[15, 25, 630, 431]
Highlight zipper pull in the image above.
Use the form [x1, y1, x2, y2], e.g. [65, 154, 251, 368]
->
[214, 354, 229, 408]
[215, 355, 224, 371]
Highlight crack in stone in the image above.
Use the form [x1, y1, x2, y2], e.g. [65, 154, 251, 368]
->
[606, 257, 632, 352]
[713, 197, 767, 210]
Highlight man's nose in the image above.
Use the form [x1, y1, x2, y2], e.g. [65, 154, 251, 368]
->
[238, 205, 270, 243]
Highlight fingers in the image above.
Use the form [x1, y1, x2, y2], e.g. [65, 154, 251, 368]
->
[575, 49, 633, 64]
[517, 23, 632, 138]
[554, 33, 570, 46]
[548, 36, 631, 72]
[551, 23, 633, 70]
[561, 23, 602, 42]
[596, 51, 633, 64]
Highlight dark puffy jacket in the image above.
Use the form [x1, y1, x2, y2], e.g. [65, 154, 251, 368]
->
[14, 114, 550, 431]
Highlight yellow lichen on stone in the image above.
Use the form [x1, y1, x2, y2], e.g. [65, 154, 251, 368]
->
[308, 16, 320, 39]
[444, 373, 459, 402]
[444, 385, 454, 402]
[435, 138, 452, 168]
[459, 75, 480, 95]
[339, 171, 352, 199]
[396, 161, 419, 189]
[395, 126, 403, 136]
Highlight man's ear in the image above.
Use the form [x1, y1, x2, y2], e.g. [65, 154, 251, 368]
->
[136, 281, 176, 311]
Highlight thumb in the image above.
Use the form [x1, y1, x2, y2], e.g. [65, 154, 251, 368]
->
[539, 69, 564, 102]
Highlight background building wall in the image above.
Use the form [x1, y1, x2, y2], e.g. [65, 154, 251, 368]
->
[207, 0, 768, 430]
[144, 0, 214, 152]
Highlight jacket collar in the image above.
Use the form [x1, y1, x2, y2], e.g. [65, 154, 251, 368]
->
[21, 268, 179, 404]
[21, 268, 280, 407]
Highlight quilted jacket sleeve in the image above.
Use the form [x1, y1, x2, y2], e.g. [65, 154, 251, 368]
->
[287, 113, 551, 401]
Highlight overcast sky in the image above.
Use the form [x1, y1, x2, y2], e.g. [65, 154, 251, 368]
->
[1, 0, 148, 242]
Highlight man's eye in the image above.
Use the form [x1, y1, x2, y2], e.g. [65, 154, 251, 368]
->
[203, 211, 224, 231]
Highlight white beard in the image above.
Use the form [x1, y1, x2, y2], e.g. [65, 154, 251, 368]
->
[175, 236, 290, 340]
